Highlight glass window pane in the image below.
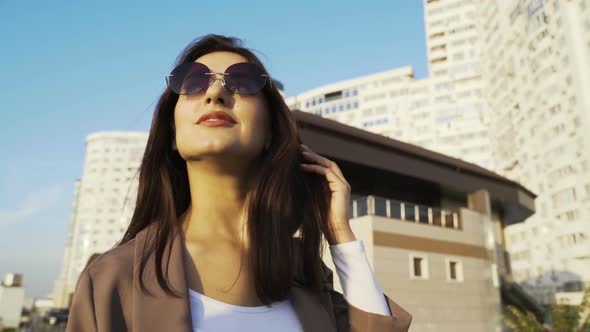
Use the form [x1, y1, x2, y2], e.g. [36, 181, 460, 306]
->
[413, 257, 422, 276]
[450, 262, 457, 280]
[405, 204, 415, 222]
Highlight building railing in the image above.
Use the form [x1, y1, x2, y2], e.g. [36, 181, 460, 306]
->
[350, 195, 463, 231]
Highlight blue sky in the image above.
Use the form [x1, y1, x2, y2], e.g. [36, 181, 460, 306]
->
[0, 0, 428, 298]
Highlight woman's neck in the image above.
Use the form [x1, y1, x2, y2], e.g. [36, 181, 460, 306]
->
[182, 160, 254, 247]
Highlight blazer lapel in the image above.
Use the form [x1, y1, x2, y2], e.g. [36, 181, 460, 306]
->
[130, 222, 335, 332]
[131, 223, 193, 332]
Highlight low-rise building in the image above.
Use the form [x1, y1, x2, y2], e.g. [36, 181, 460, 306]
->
[0, 273, 25, 329]
[294, 110, 539, 331]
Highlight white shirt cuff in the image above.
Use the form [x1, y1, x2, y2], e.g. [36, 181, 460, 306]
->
[329, 240, 391, 316]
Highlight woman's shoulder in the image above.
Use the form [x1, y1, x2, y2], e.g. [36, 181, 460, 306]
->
[83, 238, 137, 283]
[68, 239, 138, 331]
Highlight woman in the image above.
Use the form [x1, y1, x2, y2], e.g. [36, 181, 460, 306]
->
[66, 34, 412, 332]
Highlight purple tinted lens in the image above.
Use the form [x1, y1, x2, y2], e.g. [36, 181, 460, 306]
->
[224, 63, 267, 94]
[169, 62, 210, 95]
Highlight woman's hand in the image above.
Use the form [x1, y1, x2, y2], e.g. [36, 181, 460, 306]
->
[299, 144, 356, 245]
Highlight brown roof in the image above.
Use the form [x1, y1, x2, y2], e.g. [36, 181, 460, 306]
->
[293, 110, 535, 225]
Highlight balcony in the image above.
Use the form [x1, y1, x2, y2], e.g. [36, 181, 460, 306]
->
[429, 48, 447, 60]
[430, 56, 448, 64]
[350, 195, 462, 231]
[429, 31, 445, 40]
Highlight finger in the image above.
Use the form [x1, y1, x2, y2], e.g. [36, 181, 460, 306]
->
[301, 163, 351, 195]
[301, 152, 343, 180]
[300, 144, 347, 183]
[300, 150, 346, 181]
[300, 163, 348, 190]
[300, 146, 336, 170]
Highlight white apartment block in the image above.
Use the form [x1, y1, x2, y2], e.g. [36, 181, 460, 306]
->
[51, 180, 80, 308]
[424, 0, 482, 79]
[285, 66, 416, 144]
[285, 69, 493, 170]
[286, 1, 494, 173]
[52, 132, 148, 308]
[479, 0, 590, 304]
[423, 0, 492, 168]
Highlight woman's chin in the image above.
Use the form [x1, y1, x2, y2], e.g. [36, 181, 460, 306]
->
[179, 146, 245, 161]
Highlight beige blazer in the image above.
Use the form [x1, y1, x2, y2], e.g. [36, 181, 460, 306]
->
[66, 222, 412, 332]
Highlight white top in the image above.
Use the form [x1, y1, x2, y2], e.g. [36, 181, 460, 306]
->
[189, 240, 390, 331]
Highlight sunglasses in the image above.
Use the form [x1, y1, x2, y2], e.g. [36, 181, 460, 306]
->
[166, 62, 272, 95]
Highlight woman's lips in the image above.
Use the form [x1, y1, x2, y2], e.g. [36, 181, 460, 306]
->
[197, 110, 237, 124]
[198, 118, 237, 127]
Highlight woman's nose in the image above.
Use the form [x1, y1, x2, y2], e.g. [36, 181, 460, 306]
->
[205, 74, 227, 105]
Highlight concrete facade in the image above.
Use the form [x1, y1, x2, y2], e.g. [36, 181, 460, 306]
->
[322, 191, 507, 332]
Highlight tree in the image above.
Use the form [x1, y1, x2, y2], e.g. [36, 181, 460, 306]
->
[550, 286, 590, 332]
[504, 305, 545, 332]
[504, 287, 590, 332]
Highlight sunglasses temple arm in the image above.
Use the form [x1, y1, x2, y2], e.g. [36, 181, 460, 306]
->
[264, 75, 273, 89]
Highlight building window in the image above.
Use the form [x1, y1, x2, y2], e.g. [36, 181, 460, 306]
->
[433, 69, 448, 76]
[409, 254, 429, 279]
[325, 90, 343, 102]
[552, 188, 576, 209]
[446, 258, 464, 282]
[452, 52, 465, 61]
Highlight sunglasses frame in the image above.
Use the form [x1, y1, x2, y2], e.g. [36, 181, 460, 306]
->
[165, 62, 273, 95]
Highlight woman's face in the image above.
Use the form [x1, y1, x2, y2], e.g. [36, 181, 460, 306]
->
[172, 51, 271, 164]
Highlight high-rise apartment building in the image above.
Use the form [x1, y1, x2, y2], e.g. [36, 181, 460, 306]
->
[51, 180, 80, 308]
[424, 0, 482, 79]
[52, 132, 148, 308]
[287, 0, 590, 305]
[285, 68, 494, 170]
[286, 0, 494, 172]
[422, 0, 492, 168]
[479, 0, 590, 304]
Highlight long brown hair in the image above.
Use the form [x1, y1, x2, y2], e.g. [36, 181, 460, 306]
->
[117, 34, 331, 305]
